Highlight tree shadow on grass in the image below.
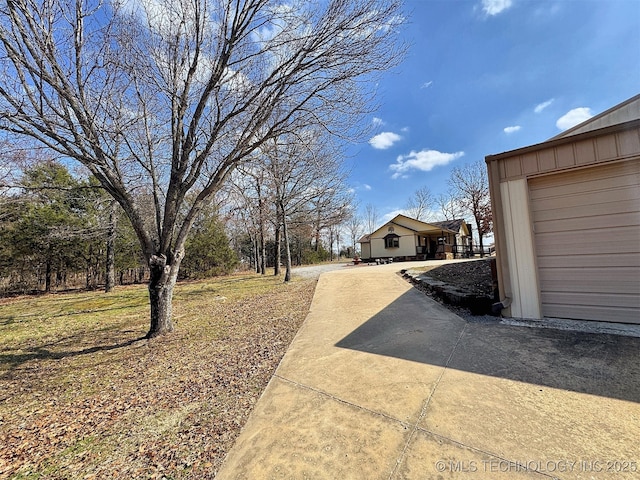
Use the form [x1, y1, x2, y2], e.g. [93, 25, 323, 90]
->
[0, 302, 144, 326]
[0, 334, 147, 381]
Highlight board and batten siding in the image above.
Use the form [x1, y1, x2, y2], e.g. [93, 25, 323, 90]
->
[487, 115, 640, 325]
[496, 124, 640, 182]
[528, 160, 640, 324]
[499, 179, 541, 319]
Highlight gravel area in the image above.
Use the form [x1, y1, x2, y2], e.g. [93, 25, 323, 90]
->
[291, 262, 351, 279]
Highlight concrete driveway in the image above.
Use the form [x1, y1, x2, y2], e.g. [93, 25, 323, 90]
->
[217, 261, 640, 479]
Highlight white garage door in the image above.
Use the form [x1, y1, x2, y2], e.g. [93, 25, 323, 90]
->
[529, 160, 640, 324]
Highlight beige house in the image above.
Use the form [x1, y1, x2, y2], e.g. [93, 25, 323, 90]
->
[486, 94, 640, 324]
[359, 214, 472, 261]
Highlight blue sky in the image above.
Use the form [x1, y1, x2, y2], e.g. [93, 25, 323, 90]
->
[347, 0, 640, 223]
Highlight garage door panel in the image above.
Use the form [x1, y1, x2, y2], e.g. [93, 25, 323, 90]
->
[536, 243, 638, 257]
[532, 199, 640, 223]
[541, 304, 640, 323]
[538, 266, 640, 283]
[529, 169, 639, 200]
[533, 211, 640, 234]
[530, 185, 639, 213]
[529, 159, 640, 323]
[537, 253, 640, 269]
[529, 160, 639, 192]
[535, 227, 639, 255]
[540, 291, 640, 310]
[538, 275, 639, 295]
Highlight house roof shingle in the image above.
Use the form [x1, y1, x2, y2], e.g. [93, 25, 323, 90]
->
[430, 219, 466, 233]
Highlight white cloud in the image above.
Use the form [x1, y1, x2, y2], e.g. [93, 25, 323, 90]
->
[556, 107, 593, 130]
[420, 81, 433, 89]
[390, 149, 464, 179]
[369, 131, 402, 150]
[482, 0, 513, 16]
[372, 117, 385, 127]
[381, 209, 407, 223]
[534, 99, 554, 113]
[363, 184, 372, 191]
[504, 125, 521, 134]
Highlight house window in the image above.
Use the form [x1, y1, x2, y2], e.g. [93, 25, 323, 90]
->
[384, 234, 399, 248]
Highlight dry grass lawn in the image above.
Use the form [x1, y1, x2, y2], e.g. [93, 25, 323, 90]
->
[0, 273, 316, 479]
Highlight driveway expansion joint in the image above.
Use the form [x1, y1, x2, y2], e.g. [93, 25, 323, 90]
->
[272, 373, 414, 431]
[388, 322, 469, 479]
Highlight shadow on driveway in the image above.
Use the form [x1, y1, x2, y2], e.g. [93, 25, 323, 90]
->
[336, 289, 640, 404]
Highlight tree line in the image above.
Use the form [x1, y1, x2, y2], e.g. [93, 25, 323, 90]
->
[0, 159, 234, 296]
[0, 147, 353, 296]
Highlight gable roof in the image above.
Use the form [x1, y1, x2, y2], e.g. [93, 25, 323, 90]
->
[550, 94, 640, 140]
[359, 214, 466, 242]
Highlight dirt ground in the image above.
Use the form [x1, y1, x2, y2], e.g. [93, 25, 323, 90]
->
[420, 258, 495, 296]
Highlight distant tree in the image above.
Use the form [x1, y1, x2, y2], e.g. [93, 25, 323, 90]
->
[231, 166, 273, 275]
[262, 130, 349, 281]
[180, 207, 238, 279]
[105, 200, 118, 293]
[364, 203, 380, 234]
[308, 169, 352, 257]
[405, 186, 434, 221]
[0, 155, 130, 293]
[448, 160, 493, 256]
[346, 209, 364, 257]
[7, 162, 87, 292]
[114, 208, 146, 284]
[435, 192, 464, 221]
[224, 186, 261, 272]
[0, 0, 405, 337]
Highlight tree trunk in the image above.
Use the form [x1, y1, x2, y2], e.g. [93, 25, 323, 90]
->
[475, 218, 485, 258]
[282, 202, 292, 282]
[329, 229, 334, 261]
[314, 227, 320, 252]
[86, 256, 91, 290]
[254, 237, 260, 274]
[146, 255, 178, 338]
[274, 221, 281, 276]
[105, 200, 117, 293]
[260, 229, 266, 275]
[45, 258, 52, 293]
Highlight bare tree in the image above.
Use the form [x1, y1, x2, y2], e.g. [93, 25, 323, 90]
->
[229, 167, 272, 274]
[405, 186, 434, 221]
[264, 130, 349, 281]
[448, 160, 493, 257]
[0, 0, 404, 337]
[364, 203, 379, 234]
[224, 183, 262, 271]
[435, 192, 464, 221]
[347, 213, 364, 256]
[104, 200, 118, 293]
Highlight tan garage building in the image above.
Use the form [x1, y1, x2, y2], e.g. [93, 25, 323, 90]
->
[486, 94, 640, 324]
